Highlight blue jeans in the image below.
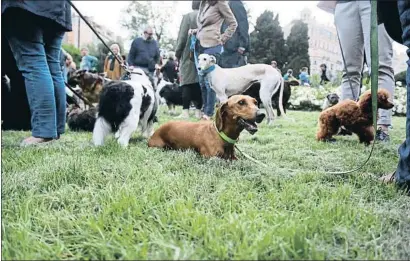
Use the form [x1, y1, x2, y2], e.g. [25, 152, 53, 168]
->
[396, 1, 410, 185]
[197, 45, 223, 117]
[4, 9, 66, 139]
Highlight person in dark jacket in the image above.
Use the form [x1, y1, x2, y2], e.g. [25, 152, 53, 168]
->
[127, 26, 160, 86]
[219, 0, 249, 68]
[2, 0, 72, 146]
[378, 1, 410, 194]
[160, 52, 179, 83]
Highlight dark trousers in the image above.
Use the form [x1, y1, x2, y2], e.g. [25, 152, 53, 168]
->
[1, 33, 31, 131]
[181, 83, 202, 110]
[396, 0, 410, 186]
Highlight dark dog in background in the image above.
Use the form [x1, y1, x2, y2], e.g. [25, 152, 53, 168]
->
[242, 79, 300, 116]
[67, 106, 98, 132]
[156, 78, 183, 115]
[321, 93, 340, 110]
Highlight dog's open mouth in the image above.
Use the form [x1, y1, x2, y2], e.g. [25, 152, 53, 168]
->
[238, 118, 258, 135]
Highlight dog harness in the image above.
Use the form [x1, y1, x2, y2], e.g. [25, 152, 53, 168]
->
[213, 121, 238, 145]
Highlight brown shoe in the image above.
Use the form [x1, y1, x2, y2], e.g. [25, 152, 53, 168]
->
[379, 172, 396, 184]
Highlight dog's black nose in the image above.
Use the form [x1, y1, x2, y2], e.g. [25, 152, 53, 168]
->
[197, 67, 201, 71]
[255, 110, 265, 123]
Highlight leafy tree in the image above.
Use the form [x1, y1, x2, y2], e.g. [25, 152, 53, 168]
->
[62, 44, 81, 68]
[285, 19, 310, 75]
[248, 11, 286, 68]
[121, 1, 178, 47]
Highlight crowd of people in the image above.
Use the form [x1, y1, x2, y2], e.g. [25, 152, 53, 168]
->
[1, 0, 409, 192]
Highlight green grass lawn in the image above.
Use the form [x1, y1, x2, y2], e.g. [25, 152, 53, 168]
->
[2, 109, 409, 260]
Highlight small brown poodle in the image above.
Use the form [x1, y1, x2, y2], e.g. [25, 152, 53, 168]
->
[316, 89, 394, 145]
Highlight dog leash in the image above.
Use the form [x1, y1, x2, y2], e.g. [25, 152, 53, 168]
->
[213, 119, 269, 167]
[326, 0, 379, 175]
[67, 0, 130, 74]
[64, 81, 94, 107]
[234, 2, 379, 175]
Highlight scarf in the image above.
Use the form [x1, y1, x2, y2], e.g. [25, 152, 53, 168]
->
[108, 55, 117, 71]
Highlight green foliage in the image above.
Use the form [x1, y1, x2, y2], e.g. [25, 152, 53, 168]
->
[249, 11, 287, 67]
[285, 20, 310, 75]
[121, 0, 178, 47]
[62, 44, 82, 68]
[2, 108, 409, 260]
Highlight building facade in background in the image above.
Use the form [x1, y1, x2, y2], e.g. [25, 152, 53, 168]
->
[283, 8, 343, 75]
[283, 8, 407, 76]
[63, 12, 116, 49]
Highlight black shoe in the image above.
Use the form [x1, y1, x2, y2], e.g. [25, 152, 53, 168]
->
[376, 128, 390, 142]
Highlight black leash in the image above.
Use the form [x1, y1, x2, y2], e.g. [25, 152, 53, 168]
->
[64, 81, 94, 107]
[67, 0, 127, 72]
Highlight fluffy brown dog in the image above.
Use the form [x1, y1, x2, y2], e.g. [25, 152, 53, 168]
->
[148, 95, 265, 159]
[316, 89, 394, 144]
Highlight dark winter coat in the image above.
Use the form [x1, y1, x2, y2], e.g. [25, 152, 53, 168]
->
[127, 37, 160, 72]
[175, 11, 199, 86]
[2, 0, 72, 31]
[221, 0, 249, 53]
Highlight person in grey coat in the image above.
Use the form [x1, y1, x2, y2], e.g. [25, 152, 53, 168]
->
[175, 0, 203, 119]
[219, 0, 250, 68]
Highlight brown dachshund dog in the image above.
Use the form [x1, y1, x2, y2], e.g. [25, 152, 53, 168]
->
[316, 88, 394, 144]
[148, 95, 265, 159]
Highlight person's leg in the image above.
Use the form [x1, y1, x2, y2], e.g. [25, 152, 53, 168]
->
[3, 9, 58, 141]
[396, 0, 410, 189]
[177, 84, 190, 119]
[359, 1, 395, 137]
[334, 1, 364, 101]
[43, 29, 66, 136]
[202, 46, 222, 118]
[380, 0, 410, 192]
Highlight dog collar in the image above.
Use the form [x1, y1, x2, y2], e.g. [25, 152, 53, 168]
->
[213, 121, 238, 144]
[201, 65, 216, 75]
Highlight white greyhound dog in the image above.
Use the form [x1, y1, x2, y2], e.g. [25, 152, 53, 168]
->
[197, 54, 285, 124]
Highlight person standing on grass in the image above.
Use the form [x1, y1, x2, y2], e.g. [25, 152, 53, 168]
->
[334, 0, 395, 142]
[378, 1, 410, 194]
[80, 47, 98, 72]
[127, 25, 160, 87]
[299, 67, 310, 86]
[175, 0, 203, 120]
[192, 0, 238, 121]
[160, 51, 179, 84]
[103, 43, 123, 80]
[2, 0, 72, 146]
[219, 0, 249, 69]
[319, 63, 334, 86]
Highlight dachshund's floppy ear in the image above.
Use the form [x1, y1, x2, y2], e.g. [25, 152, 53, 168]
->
[215, 102, 227, 131]
[209, 55, 217, 65]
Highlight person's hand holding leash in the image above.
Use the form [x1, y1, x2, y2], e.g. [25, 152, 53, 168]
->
[238, 47, 245, 55]
[188, 29, 197, 35]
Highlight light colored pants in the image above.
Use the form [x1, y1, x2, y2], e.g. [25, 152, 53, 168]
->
[335, 0, 395, 126]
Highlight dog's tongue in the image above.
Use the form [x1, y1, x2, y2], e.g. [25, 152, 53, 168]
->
[243, 120, 258, 135]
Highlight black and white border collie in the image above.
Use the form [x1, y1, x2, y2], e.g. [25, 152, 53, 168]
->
[92, 68, 159, 147]
[155, 78, 183, 115]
